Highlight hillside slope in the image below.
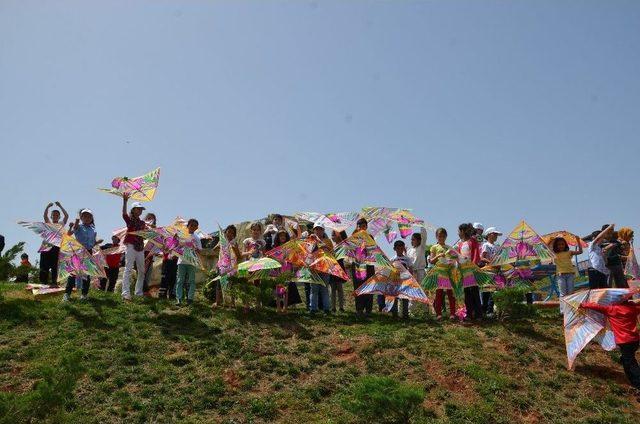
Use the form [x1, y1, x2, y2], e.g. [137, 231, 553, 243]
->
[1, 283, 638, 423]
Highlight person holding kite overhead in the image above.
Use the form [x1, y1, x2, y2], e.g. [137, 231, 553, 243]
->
[39, 201, 69, 286]
[121, 194, 148, 301]
[585, 224, 614, 289]
[551, 235, 583, 307]
[580, 295, 640, 390]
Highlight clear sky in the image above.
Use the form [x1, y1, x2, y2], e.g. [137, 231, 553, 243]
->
[1, 0, 639, 259]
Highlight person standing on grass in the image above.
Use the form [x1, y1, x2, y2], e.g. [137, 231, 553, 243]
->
[15, 253, 32, 283]
[39, 201, 69, 286]
[390, 240, 411, 319]
[605, 231, 628, 289]
[480, 227, 502, 316]
[580, 297, 640, 390]
[456, 223, 483, 321]
[99, 235, 123, 292]
[352, 218, 375, 317]
[550, 235, 583, 311]
[427, 228, 456, 320]
[585, 224, 614, 289]
[329, 230, 348, 313]
[62, 209, 98, 302]
[141, 212, 157, 295]
[308, 223, 332, 315]
[120, 194, 148, 301]
[175, 219, 202, 306]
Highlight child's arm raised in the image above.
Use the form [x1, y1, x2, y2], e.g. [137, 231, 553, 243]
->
[67, 219, 79, 236]
[43, 203, 53, 223]
[56, 201, 69, 225]
[122, 193, 130, 219]
[572, 235, 584, 256]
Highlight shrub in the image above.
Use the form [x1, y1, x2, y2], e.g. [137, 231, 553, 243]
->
[0, 242, 26, 281]
[342, 375, 425, 424]
[493, 287, 536, 320]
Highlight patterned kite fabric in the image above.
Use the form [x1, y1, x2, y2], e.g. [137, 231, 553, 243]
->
[561, 288, 633, 370]
[458, 262, 492, 289]
[98, 167, 160, 202]
[490, 220, 555, 267]
[625, 247, 639, 280]
[57, 234, 106, 283]
[422, 264, 456, 291]
[542, 231, 589, 248]
[18, 221, 65, 252]
[355, 264, 429, 305]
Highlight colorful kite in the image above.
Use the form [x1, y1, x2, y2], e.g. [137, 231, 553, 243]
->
[561, 288, 635, 369]
[359, 207, 432, 241]
[25, 283, 66, 297]
[355, 260, 429, 310]
[291, 267, 326, 285]
[490, 220, 554, 267]
[294, 212, 359, 232]
[237, 257, 282, 276]
[542, 231, 589, 249]
[131, 219, 203, 268]
[57, 234, 106, 283]
[265, 237, 349, 281]
[334, 231, 391, 268]
[99, 167, 160, 201]
[18, 221, 65, 252]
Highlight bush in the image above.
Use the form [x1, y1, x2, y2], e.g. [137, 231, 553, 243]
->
[493, 287, 536, 320]
[342, 375, 425, 424]
[0, 242, 26, 281]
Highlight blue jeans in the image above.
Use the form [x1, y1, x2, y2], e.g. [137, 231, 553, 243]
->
[176, 264, 196, 303]
[557, 273, 575, 313]
[310, 275, 331, 312]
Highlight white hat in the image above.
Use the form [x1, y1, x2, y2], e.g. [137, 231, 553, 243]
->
[313, 221, 324, 229]
[472, 222, 484, 230]
[483, 227, 502, 237]
[130, 202, 146, 211]
[80, 208, 93, 216]
[263, 224, 278, 235]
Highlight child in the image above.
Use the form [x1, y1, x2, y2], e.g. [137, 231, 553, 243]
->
[175, 219, 202, 306]
[15, 253, 32, 283]
[391, 240, 410, 319]
[39, 201, 69, 286]
[426, 228, 457, 320]
[352, 218, 375, 316]
[329, 230, 348, 312]
[480, 227, 503, 315]
[309, 224, 332, 315]
[457, 223, 483, 321]
[272, 229, 303, 310]
[585, 224, 614, 289]
[407, 228, 428, 283]
[62, 209, 98, 301]
[243, 222, 266, 260]
[580, 297, 640, 390]
[99, 235, 123, 292]
[142, 212, 157, 295]
[120, 194, 147, 300]
[551, 235, 583, 306]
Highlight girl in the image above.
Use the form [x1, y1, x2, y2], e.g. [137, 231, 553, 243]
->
[480, 227, 502, 316]
[456, 223, 484, 321]
[352, 218, 375, 316]
[308, 224, 332, 315]
[242, 222, 266, 260]
[272, 229, 303, 310]
[551, 235, 583, 307]
[40, 201, 69, 286]
[142, 212, 157, 295]
[121, 194, 148, 300]
[175, 219, 202, 306]
[330, 230, 348, 312]
[212, 224, 242, 307]
[425, 228, 457, 320]
[62, 209, 98, 302]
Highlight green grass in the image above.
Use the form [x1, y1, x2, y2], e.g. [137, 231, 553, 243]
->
[1, 282, 639, 423]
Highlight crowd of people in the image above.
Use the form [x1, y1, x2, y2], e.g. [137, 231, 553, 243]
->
[4, 199, 640, 390]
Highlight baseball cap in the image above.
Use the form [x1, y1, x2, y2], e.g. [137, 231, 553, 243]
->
[130, 202, 146, 210]
[483, 227, 502, 237]
[80, 208, 93, 216]
[472, 222, 484, 230]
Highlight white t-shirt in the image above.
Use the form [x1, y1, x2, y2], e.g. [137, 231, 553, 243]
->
[588, 242, 609, 275]
[481, 241, 500, 262]
[406, 227, 427, 271]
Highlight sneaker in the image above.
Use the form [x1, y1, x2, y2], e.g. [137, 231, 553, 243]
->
[80, 294, 88, 301]
[186, 300, 193, 306]
[122, 294, 131, 301]
[61, 293, 70, 303]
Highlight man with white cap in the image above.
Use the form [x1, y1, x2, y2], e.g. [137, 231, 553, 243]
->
[121, 194, 148, 300]
[480, 226, 503, 316]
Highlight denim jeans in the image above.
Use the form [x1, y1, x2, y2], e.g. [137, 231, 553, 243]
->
[176, 264, 196, 303]
[310, 275, 331, 312]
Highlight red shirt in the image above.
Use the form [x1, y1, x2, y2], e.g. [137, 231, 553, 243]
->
[581, 302, 640, 344]
[106, 253, 122, 268]
[122, 213, 146, 251]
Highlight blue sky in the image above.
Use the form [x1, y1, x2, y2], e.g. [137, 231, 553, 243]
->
[1, 0, 639, 259]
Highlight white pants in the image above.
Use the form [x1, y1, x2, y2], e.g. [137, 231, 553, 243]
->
[122, 244, 146, 297]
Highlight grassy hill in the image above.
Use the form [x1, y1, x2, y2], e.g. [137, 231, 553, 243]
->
[1, 282, 639, 423]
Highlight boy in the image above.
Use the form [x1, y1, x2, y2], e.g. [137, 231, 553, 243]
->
[580, 297, 640, 390]
[391, 240, 411, 319]
[40, 201, 69, 286]
[100, 235, 123, 292]
[175, 219, 202, 306]
[15, 253, 32, 282]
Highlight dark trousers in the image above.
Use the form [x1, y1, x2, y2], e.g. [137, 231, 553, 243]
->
[434, 289, 456, 317]
[377, 294, 386, 312]
[304, 283, 311, 310]
[66, 276, 90, 296]
[158, 258, 178, 299]
[481, 291, 494, 314]
[99, 267, 119, 292]
[588, 268, 609, 289]
[39, 247, 59, 285]
[390, 299, 409, 319]
[619, 341, 640, 389]
[464, 286, 483, 320]
[353, 265, 374, 315]
[142, 257, 154, 292]
[607, 264, 628, 288]
[525, 292, 534, 304]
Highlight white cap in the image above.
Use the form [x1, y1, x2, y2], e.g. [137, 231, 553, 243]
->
[483, 227, 502, 237]
[130, 202, 146, 211]
[472, 222, 484, 230]
[313, 221, 324, 229]
[80, 208, 93, 216]
[263, 224, 278, 235]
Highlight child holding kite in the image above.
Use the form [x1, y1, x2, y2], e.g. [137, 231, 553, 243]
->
[121, 194, 148, 300]
[457, 223, 484, 321]
[551, 235, 583, 303]
[580, 297, 640, 390]
[426, 228, 457, 320]
[175, 219, 202, 306]
[62, 209, 98, 301]
[39, 201, 69, 286]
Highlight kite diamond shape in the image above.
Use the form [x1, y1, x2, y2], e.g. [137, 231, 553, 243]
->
[99, 167, 160, 201]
